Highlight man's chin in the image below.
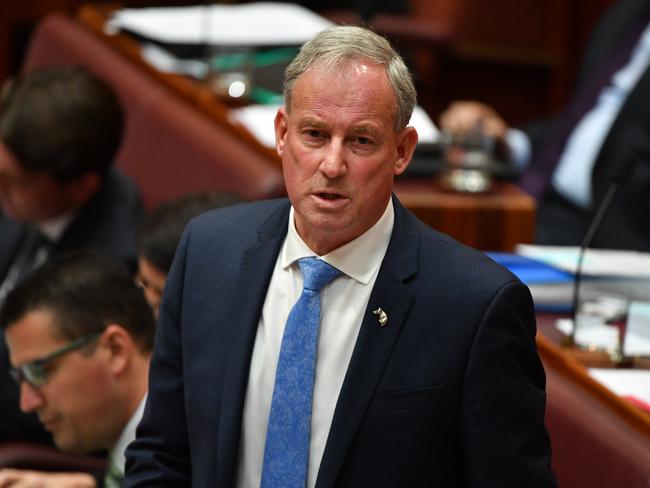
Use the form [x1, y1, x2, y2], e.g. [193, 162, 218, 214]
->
[52, 433, 85, 455]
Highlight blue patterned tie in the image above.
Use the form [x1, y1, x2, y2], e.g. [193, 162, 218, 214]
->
[261, 257, 342, 488]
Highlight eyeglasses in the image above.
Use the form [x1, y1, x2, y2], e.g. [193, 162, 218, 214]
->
[9, 332, 101, 387]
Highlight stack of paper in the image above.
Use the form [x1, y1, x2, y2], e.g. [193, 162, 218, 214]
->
[486, 251, 574, 312]
[491, 245, 650, 312]
[589, 368, 650, 413]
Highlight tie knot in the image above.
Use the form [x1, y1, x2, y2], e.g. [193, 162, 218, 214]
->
[298, 257, 341, 292]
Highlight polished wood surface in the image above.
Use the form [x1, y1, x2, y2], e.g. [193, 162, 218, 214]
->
[395, 179, 535, 251]
[75, 3, 535, 251]
[537, 313, 650, 429]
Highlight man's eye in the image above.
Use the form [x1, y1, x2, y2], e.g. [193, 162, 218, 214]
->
[352, 136, 375, 147]
[305, 130, 322, 138]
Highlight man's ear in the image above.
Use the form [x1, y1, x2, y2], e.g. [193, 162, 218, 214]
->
[393, 126, 418, 176]
[274, 106, 289, 157]
[100, 324, 135, 377]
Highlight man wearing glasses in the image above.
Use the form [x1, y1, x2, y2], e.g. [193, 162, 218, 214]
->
[0, 251, 155, 487]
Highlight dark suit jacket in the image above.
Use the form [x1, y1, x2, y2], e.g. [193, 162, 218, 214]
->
[529, 0, 650, 251]
[126, 196, 555, 487]
[0, 168, 142, 443]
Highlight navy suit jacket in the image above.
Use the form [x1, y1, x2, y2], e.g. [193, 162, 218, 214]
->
[0, 168, 141, 443]
[126, 196, 555, 487]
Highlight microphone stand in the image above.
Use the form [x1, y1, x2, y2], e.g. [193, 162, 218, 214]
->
[565, 152, 639, 347]
[566, 184, 620, 346]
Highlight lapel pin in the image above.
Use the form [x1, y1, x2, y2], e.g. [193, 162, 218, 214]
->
[372, 307, 388, 327]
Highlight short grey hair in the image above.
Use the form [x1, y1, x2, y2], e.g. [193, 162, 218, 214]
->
[283, 25, 416, 130]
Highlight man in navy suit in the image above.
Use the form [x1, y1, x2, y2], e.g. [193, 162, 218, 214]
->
[440, 0, 650, 251]
[126, 26, 555, 487]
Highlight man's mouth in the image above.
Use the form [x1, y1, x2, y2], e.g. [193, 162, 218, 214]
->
[317, 192, 341, 200]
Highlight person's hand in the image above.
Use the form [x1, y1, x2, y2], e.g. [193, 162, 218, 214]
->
[0, 469, 96, 488]
[439, 101, 509, 142]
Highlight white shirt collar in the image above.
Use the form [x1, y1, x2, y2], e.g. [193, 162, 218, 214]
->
[109, 393, 147, 476]
[281, 198, 394, 284]
[35, 210, 77, 242]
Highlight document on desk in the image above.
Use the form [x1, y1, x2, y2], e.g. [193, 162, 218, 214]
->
[107, 3, 335, 46]
[588, 368, 650, 413]
[515, 244, 650, 278]
[229, 104, 440, 148]
[492, 246, 650, 311]
[624, 301, 650, 357]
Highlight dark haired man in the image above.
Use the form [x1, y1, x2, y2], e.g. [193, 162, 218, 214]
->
[0, 251, 155, 487]
[137, 191, 242, 318]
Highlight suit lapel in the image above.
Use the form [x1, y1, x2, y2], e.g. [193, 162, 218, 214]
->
[0, 218, 26, 283]
[215, 203, 290, 487]
[316, 197, 419, 488]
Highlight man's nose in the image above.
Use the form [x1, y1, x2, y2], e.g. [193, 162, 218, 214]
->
[319, 140, 347, 179]
[20, 382, 45, 412]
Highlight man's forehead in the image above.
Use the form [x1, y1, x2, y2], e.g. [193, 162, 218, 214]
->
[300, 59, 390, 90]
[287, 61, 397, 122]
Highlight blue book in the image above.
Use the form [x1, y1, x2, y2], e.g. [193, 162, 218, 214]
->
[486, 252, 573, 284]
[486, 252, 574, 312]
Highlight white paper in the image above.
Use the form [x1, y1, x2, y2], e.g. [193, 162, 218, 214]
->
[588, 368, 650, 406]
[516, 244, 650, 278]
[229, 104, 282, 148]
[229, 104, 439, 149]
[108, 3, 335, 46]
[141, 43, 208, 78]
[624, 301, 650, 356]
[555, 318, 620, 351]
[409, 105, 439, 143]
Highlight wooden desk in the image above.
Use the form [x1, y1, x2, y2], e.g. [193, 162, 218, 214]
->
[537, 314, 650, 427]
[76, 3, 535, 251]
[537, 320, 650, 488]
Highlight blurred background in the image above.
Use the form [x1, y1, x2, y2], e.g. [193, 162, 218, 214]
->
[1, 0, 617, 127]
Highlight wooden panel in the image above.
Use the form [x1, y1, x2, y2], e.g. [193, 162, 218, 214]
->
[395, 180, 535, 251]
[408, 0, 616, 124]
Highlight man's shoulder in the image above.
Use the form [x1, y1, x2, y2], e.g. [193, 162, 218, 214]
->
[185, 198, 289, 245]
[407, 210, 519, 285]
[191, 198, 288, 227]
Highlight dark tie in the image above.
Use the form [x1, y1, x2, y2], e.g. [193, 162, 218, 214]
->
[261, 257, 342, 488]
[0, 227, 51, 303]
[519, 14, 650, 198]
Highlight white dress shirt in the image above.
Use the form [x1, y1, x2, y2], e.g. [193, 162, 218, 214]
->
[235, 200, 394, 488]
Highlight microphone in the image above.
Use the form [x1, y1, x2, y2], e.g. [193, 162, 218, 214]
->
[567, 150, 640, 346]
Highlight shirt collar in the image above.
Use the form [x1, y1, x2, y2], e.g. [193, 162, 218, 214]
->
[35, 210, 77, 242]
[109, 393, 147, 476]
[281, 199, 394, 284]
